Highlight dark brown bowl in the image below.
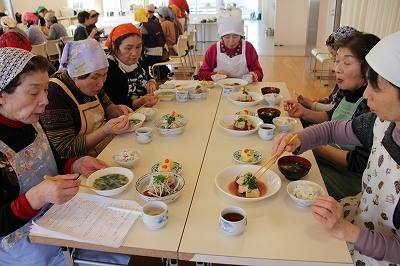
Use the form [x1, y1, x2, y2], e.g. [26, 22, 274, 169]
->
[278, 156, 311, 181]
[261, 87, 280, 95]
[257, 108, 281, 124]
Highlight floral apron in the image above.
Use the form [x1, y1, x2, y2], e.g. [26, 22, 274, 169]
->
[50, 78, 113, 157]
[341, 118, 398, 265]
[214, 40, 249, 78]
[0, 123, 65, 265]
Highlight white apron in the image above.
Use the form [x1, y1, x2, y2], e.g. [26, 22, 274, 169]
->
[341, 118, 399, 265]
[50, 78, 113, 156]
[0, 123, 64, 265]
[214, 40, 249, 78]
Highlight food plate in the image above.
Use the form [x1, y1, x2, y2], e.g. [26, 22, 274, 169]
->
[86, 167, 134, 197]
[227, 92, 264, 107]
[211, 74, 227, 81]
[151, 162, 182, 174]
[158, 83, 176, 90]
[215, 165, 281, 202]
[154, 89, 176, 101]
[136, 172, 185, 203]
[199, 80, 215, 88]
[216, 78, 248, 89]
[235, 110, 257, 116]
[137, 107, 157, 121]
[154, 114, 188, 136]
[232, 149, 263, 164]
[218, 115, 263, 136]
[188, 87, 210, 100]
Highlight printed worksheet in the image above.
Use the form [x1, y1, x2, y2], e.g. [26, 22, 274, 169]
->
[30, 193, 142, 248]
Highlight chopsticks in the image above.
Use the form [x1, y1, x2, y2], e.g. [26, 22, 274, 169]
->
[110, 104, 146, 128]
[44, 175, 99, 190]
[254, 134, 299, 178]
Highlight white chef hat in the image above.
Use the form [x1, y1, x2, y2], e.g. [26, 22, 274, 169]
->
[217, 17, 244, 38]
[366, 31, 400, 88]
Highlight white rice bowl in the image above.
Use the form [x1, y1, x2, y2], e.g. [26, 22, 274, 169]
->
[286, 180, 324, 208]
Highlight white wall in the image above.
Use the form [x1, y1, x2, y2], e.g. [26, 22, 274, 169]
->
[11, 0, 68, 17]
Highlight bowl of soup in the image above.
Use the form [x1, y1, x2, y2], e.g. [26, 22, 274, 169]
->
[277, 156, 311, 181]
[127, 113, 146, 132]
[86, 167, 134, 197]
[257, 108, 281, 124]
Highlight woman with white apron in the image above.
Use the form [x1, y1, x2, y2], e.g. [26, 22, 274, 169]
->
[273, 31, 400, 265]
[41, 39, 133, 158]
[197, 17, 264, 82]
[0, 48, 130, 265]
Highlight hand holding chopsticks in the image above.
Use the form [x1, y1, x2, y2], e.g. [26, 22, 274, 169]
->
[44, 175, 99, 190]
[254, 134, 299, 178]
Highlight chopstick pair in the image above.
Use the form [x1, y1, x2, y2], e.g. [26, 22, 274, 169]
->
[110, 104, 146, 128]
[254, 134, 299, 179]
[44, 175, 99, 190]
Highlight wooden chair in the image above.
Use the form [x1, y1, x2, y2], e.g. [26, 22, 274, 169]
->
[46, 39, 61, 64]
[30, 42, 47, 57]
[60, 36, 73, 43]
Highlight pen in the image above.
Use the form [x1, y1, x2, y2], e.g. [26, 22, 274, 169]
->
[107, 206, 142, 216]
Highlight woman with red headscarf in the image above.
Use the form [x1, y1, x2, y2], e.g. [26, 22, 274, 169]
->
[103, 23, 158, 110]
[21, 12, 45, 45]
[169, 0, 189, 31]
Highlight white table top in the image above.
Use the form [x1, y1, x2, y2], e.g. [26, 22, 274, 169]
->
[30, 81, 352, 264]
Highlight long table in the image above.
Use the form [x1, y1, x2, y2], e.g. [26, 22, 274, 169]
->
[29, 81, 352, 265]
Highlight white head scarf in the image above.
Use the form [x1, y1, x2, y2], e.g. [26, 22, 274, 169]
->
[217, 17, 244, 38]
[366, 31, 400, 87]
[0, 48, 35, 91]
[1, 16, 17, 29]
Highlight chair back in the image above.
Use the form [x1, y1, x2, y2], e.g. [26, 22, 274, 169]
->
[60, 36, 73, 43]
[176, 35, 188, 57]
[46, 39, 60, 57]
[30, 42, 47, 57]
[187, 31, 195, 47]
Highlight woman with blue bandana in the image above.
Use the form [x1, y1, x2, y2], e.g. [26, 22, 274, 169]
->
[41, 39, 134, 158]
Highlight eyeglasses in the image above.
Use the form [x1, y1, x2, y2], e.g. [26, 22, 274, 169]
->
[148, 11, 155, 13]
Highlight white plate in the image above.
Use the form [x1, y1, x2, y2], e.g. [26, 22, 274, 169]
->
[136, 172, 185, 203]
[211, 74, 227, 81]
[227, 92, 264, 107]
[158, 83, 176, 90]
[233, 149, 263, 164]
[215, 165, 281, 202]
[235, 110, 257, 116]
[86, 167, 134, 197]
[218, 115, 263, 136]
[216, 78, 248, 89]
[188, 87, 210, 100]
[151, 161, 182, 174]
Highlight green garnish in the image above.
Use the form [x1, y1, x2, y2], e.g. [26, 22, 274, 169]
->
[166, 115, 176, 125]
[243, 172, 258, 190]
[237, 117, 246, 122]
[153, 174, 167, 184]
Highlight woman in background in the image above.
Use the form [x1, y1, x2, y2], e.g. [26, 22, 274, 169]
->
[198, 17, 263, 82]
[21, 12, 46, 45]
[103, 23, 158, 110]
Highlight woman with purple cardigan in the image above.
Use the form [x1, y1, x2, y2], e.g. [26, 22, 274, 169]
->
[273, 31, 400, 265]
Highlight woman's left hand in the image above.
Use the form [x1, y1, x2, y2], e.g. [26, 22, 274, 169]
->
[147, 80, 157, 94]
[312, 195, 360, 243]
[72, 156, 109, 177]
[249, 72, 258, 82]
[142, 93, 158, 107]
[108, 104, 133, 118]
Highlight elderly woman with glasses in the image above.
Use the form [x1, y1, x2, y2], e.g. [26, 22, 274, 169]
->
[198, 17, 263, 82]
[41, 39, 133, 158]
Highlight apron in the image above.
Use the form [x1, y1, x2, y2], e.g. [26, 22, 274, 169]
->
[0, 123, 65, 265]
[341, 118, 398, 265]
[214, 40, 249, 78]
[50, 78, 113, 157]
[331, 96, 364, 151]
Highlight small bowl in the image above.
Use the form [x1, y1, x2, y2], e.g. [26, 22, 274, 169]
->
[211, 74, 227, 81]
[151, 161, 183, 174]
[277, 155, 311, 181]
[261, 87, 280, 95]
[86, 167, 134, 197]
[127, 113, 146, 132]
[112, 148, 141, 168]
[136, 172, 185, 203]
[286, 180, 324, 208]
[188, 87, 210, 100]
[257, 108, 281, 124]
[199, 80, 215, 88]
[272, 116, 297, 132]
[137, 107, 157, 122]
[154, 89, 176, 101]
[216, 78, 248, 89]
[232, 149, 263, 164]
[158, 83, 176, 90]
[264, 93, 283, 106]
[154, 114, 188, 136]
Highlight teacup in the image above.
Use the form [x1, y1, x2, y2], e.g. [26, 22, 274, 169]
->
[142, 201, 168, 229]
[135, 127, 153, 144]
[242, 74, 253, 84]
[218, 206, 247, 235]
[223, 87, 235, 97]
[258, 123, 276, 140]
[176, 90, 188, 102]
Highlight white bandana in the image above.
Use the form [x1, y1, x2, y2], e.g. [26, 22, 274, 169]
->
[217, 17, 244, 38]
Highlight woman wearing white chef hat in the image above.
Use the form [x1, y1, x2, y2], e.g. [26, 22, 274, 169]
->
[198, 17, 263, 82]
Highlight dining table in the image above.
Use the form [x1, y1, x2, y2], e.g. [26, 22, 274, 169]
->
[29, 80, 353, 266]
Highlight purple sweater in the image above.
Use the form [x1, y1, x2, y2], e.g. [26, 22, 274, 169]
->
[294, 112, 400, 263]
